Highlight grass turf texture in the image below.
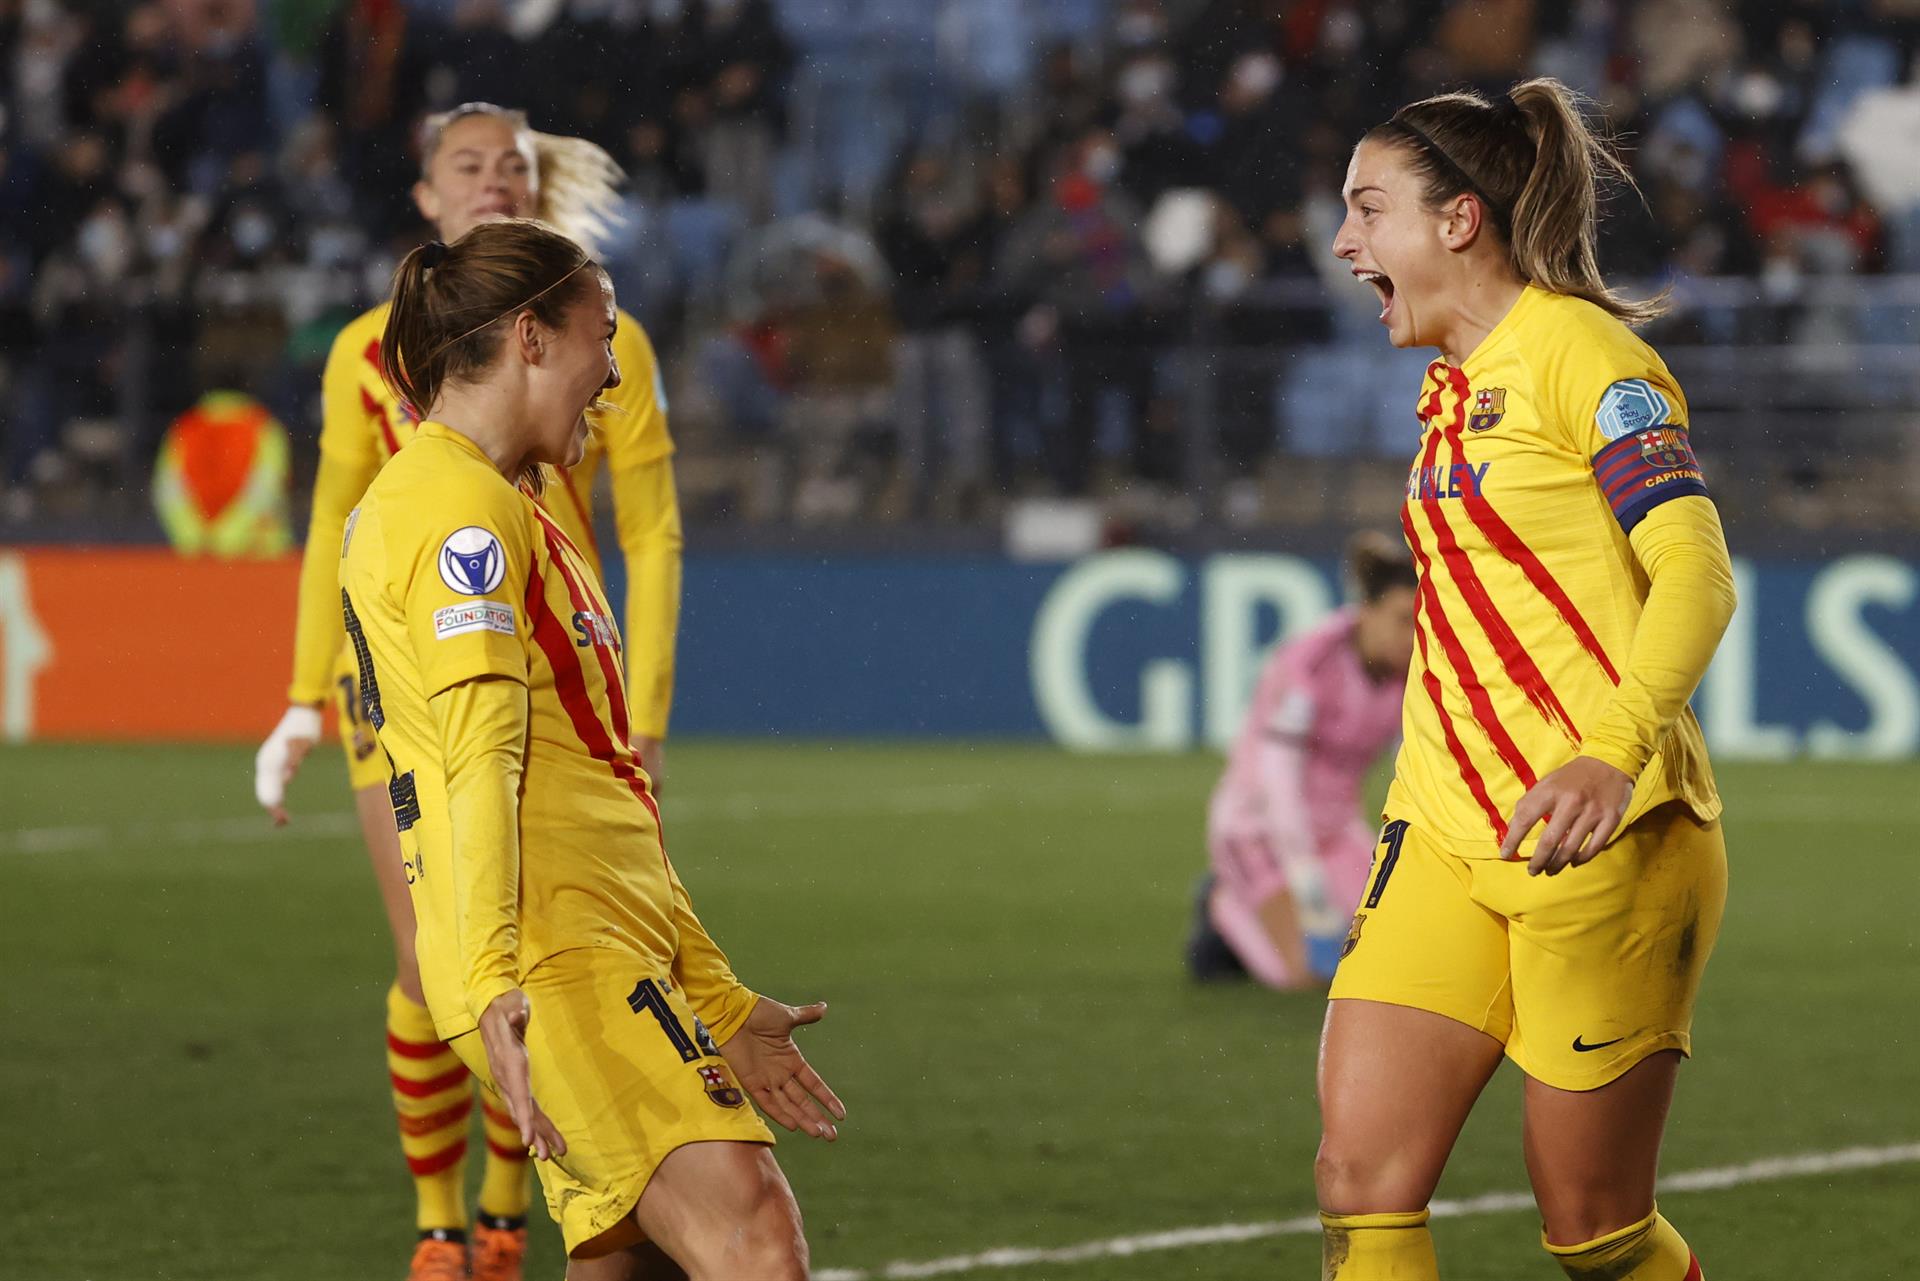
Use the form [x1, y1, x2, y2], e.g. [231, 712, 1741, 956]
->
[1, 742, 1915, 1279]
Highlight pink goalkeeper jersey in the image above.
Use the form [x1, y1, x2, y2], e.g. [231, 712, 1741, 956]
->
[1210, 608, 1406, 908]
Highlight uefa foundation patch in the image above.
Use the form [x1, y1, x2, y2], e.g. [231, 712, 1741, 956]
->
[434, 600, 515, 639]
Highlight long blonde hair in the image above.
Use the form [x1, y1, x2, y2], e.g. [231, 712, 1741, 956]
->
[418, 103, 626, 256]
[1367, 77, 1665, 326]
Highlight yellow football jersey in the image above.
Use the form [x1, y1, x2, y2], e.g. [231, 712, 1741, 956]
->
[289, 301, 680, 738]
[1388, 285, 1722, 856]
[338, 422, 752, 1044]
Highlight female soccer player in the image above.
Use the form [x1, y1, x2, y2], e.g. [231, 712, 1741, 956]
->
[1187, 533, 1413, 990]
[1318, 78, 1734, 1281]
[254, 104, 683, 1281]
[342, 217, 843, 1281]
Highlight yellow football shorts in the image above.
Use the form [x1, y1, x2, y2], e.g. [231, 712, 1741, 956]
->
[1328, 803, 1727, 1091]
[449, 950, 774, 1256]
[331, 641, 389, 791]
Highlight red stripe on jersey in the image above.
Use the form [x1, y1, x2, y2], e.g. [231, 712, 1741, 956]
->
[1421, 387, 1581, 745]
[359, 387, 403, 457]
[1682, 1253, 1703, 1281]
[1440, 365, 1621, 685]
[523, 529, 666, 854]
[531, 508, 667, 845]
[557, 470, 601, 562]
[390, 1064, 472, 1099]
[1405, 552, 1508, 842]
[1403, 501, 1539, 792]
[386, 1031, 452, 1060]
[360, 339, 405, 457]
[406, 1140, 468, 1176]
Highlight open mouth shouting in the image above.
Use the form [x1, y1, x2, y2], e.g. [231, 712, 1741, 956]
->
[1356, 269, 1395, 324]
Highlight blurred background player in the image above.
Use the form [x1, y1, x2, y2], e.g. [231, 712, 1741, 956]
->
[1187, 531, 1413, 990]
[252, 104, 682, 1281]
[1318, 79, 1734, 1281]
[346, 217, 843, 1281]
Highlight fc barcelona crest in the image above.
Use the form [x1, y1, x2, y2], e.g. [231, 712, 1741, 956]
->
[698, 1064, 746, 1109]
[1340, 913, 1367, 960]
[1468, 387, 1506, 432]
[1637, 427, 1688, 469]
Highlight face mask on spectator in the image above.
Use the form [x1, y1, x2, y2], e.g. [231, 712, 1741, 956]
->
[1118, 58, 1175, 107]
[1731, 70, 1784, 119]
[79, 211, 134, 280]
[147, 222, 185, 262]
[1083, 143, 1121, 185]
[1116, 10, 1166, 47]
[232, 209, 276, 258]
[1323, 6, 1363, 57]
[1230, 52, 1282, 102]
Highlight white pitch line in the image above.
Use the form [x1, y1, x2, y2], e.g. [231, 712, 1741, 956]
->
[0, 776, 1209, 856]
[813, 1141, 1920, 1281]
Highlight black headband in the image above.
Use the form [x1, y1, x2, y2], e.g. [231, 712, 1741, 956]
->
[1384, 96, 1530, 236]
[420, 240, 449, 269]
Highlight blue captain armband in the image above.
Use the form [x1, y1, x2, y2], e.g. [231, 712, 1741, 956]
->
[1592, 424, 1709, 533]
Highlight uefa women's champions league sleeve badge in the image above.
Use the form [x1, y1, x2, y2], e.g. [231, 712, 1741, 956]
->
[438, 526, 507, 595]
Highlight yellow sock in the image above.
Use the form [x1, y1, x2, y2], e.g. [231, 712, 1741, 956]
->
[1545, 1207, 1700, 1280]
[385, 984, 471, 1233]
[1321, 1209, 1441, 1280]
[477, 1095, 533, 1221]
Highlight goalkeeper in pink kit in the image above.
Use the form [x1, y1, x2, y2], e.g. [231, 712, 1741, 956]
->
[1189, 534, 1417, 988]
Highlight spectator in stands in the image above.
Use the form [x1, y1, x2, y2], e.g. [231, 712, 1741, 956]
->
[995, 125, 1164, 495]
[877, 146, 995, 516]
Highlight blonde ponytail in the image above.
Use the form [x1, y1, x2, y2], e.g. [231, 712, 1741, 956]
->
[531, 131, 626, 257]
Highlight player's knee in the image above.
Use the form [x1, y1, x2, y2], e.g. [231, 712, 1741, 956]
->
[1314, 1135, 1432, 1214]
[714, 1160, 807, 1280]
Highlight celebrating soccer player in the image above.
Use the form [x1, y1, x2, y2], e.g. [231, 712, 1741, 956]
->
[254, 104, 684, 1281]
[1317, 79, 1734, 1280]
[340, 217, 843, 1281]
[1187, 532, 1413, 990]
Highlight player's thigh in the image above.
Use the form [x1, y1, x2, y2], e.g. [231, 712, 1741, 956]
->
[351, 784, 416, 972]
[1317, 999, 1505, 1212]
[522, 959, 776, 1260]
[1319, 820, 1511, 1211]
[631, 1142, 805, 1278]
[1522, 1049, 1682, 1245]
[1497, 805, 1727, 1092]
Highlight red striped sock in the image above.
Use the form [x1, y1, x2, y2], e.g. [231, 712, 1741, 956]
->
[385, 985, 471, 1232]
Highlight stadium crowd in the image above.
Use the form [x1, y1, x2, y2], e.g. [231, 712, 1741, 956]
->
[2, 0, 1917, 529]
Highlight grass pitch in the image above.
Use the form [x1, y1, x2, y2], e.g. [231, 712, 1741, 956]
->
[2, 742, 1916, 1279]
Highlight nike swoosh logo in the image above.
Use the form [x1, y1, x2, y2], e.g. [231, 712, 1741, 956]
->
[1571, 1035, 1625, 1053]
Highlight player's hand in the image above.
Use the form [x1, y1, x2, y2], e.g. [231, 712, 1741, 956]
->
[719, 997, 846, 1142]
[255, 704, 324, 826]
[634, 735, 666, 794]
[1499, 756, 1634, 876]
[479, 989, 567, 1161]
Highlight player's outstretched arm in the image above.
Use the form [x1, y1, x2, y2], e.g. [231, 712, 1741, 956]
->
[718, 998, 846, 1142]
[479, 988, 567, 1161]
